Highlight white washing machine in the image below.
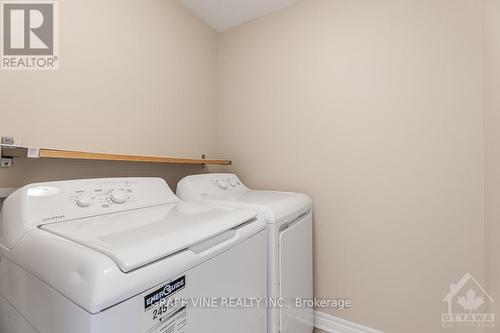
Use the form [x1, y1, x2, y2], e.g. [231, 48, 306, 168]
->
[177, 173, 313, 333]
[0, 177, 267, 333]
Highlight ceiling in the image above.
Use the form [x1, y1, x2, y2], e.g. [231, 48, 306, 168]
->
[180, 0, 304, 32]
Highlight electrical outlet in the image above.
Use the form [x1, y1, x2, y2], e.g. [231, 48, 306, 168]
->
[0, 158, 13, 168]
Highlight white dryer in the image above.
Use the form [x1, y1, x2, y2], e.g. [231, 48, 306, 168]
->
[0, 178, 267, 333]
[177, 174, 313, 333]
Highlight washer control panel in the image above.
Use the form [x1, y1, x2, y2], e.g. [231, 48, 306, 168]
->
[70, 181, 137, 209]
[18, 178, 177, 225]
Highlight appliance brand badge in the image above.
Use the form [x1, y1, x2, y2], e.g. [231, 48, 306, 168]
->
[41, 214, 65, 223]
[144, 276, 185, 310]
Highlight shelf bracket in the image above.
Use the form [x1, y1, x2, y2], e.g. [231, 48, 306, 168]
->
[0, 137, 14, 168]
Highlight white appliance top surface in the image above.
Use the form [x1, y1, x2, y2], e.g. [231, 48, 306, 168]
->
[177, 174, 312, 222]
[41, 202, 256, 272]
[0, 178, 265, 313]
[205, 190, 311, 222]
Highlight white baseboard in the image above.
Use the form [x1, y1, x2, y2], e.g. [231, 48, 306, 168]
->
[314, 311, 384, 333]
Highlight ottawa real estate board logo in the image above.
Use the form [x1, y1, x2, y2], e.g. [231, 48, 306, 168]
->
[442, 272, 495, 329]
[1, 1, 59, 70]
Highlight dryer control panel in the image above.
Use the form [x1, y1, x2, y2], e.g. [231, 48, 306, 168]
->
[176, 173, 248, 202]
[0, 178, 179, 249]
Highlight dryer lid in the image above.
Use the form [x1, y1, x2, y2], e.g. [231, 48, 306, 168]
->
[41, 202, 257, 272]
[209, 190, 312, 222]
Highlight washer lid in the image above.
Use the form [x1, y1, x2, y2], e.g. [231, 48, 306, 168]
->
[41, 202, 257, 272]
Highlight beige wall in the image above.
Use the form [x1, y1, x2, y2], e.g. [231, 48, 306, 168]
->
[0, 0, 218, 188]
[216, 0, 485, 332]
[0, 1, 493, 332]
[484, 0, 500, 321]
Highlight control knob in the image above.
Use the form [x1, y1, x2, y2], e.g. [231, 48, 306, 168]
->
[76, 195, 91, 207]
[110, 190, 128, 204]
[216, 180, 229, 189]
